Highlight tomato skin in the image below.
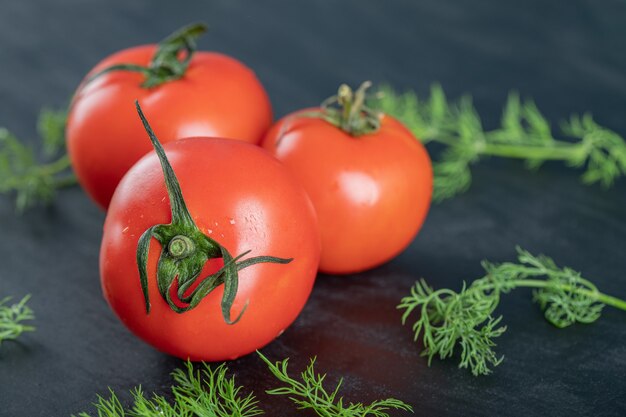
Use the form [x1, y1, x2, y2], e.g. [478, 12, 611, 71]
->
[262, 110, 432, 274]
[100, 138, 320, 361]
[67, 45, 272, 209]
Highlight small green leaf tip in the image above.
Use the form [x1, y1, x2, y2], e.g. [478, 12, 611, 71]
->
[0, 295, 35, 345]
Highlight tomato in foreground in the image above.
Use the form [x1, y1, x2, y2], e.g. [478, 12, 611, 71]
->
[67, 23, 272, 209]
[262, 82, 432, 274]
[100, 104, 320, 361]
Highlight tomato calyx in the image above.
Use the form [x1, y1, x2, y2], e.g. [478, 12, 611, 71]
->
[307, 81, 381, 137]
[134, 101, 293, 324]
[86, 23, 208, 89]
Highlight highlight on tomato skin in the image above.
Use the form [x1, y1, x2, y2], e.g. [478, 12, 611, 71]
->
[66, 23, 273, 210]
[261, 82, 433, 275]
[100, 136, 321, 361]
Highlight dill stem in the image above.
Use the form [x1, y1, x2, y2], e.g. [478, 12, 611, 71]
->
[42, 154, 72, 173]
[421, 126, 589, 162]
[53, 173, 78, 188]
[480, 142, 585, 161]
[420, 133, 458, 147]
[1, 154, 74, 190]
[474, 279, 626, 311]
[514, 279, 626, 311]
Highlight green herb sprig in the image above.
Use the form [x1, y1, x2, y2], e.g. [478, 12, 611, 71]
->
[0, 295, 35, 345]
[398, 247, 626, 376]
[377, 84, 626, 201]
[73, 361, 262, 417]
[75, 354, 413, 417]
[0, 108, 76, 211]
[258, 352, 413, 417]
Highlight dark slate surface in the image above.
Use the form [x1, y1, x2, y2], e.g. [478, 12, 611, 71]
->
[1, 1, 626, 416]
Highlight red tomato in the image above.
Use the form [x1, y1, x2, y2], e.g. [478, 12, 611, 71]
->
[100, 137, 320, 361]
[262, 107, 432, 274]
[67, 38, 272, 209]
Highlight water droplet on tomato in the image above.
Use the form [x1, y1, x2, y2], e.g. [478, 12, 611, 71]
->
[229, 218, 236, 225]
[122, 226, 129, 234]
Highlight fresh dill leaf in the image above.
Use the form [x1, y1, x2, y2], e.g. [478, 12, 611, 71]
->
[38, 107, 68, 157]
[170, 362, 263, 417]
[519, 249, 606, 328]
[126, 386, 189, 417]
[0, 108, 76, 212]
[398, 279, 505, 376]
[560, 113, 626, 187]
[377, 84, 626, 201]
[75, 354, 412, 417]
[74, 361, 262, 417]
[258, 351, 413, 417]
[398, 247, 626, 376]
[73, 389, 127, 417]
[0, 295, 35, 345]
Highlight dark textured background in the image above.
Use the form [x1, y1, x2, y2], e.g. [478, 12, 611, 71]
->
[1, 1, 626, 416]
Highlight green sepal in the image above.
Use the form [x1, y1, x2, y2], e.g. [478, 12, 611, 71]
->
[178, 270, 224, 306]
[135, 104, 196, 228]
[85, 64, 150, 86]
[136, 225, 159, 313]
[220, 247, 244, 325]
[235, 255, 294, 271]
[305, 81, 381, 137]
[156, 253, 185, 313]
[84, 23, 208, 89]
[221, 250, 294, 324]
[176, 248, 243, 303]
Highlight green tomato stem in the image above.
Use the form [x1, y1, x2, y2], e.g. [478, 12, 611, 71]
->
[317, 82, 381, 137]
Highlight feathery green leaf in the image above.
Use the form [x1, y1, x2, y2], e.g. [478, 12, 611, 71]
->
[0, 295, 35, 345]
[258, 351, 413, 417]
[377, 85, 626, 201]
[74, 361, 263, 417]
[0, 108, 76, 212]
[399, 247, 626, 376]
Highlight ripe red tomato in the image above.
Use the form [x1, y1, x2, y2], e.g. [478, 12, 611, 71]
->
[67, 25, 272, 209]
[261, 85, 432, 274]
[100, 133, 320, 361]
